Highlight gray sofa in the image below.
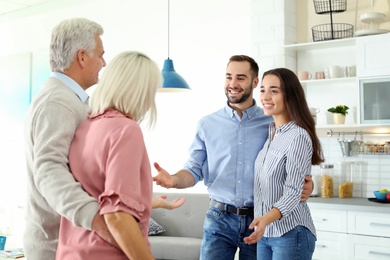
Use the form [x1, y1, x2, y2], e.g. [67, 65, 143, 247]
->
[149, 192, 210, 260]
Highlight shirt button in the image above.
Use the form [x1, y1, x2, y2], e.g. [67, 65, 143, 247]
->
[238, 162, 242, 165]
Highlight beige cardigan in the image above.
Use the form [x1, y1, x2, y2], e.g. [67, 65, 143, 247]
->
[23, 77, 99, 260]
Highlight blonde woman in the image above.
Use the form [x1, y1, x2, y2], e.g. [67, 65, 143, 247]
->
[56, 51, 161, 259]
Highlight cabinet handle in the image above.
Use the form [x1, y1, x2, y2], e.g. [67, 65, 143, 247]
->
[313, 218, 327, 222]
[368, 251, 390, 256]
[369, 222, 390, 228]
[315, 244, 326, 248]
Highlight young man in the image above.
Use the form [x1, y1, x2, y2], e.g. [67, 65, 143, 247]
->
[154, 55, 313, 259]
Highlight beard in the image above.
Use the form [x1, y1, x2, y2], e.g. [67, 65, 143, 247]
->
[225, 84, 252, 104]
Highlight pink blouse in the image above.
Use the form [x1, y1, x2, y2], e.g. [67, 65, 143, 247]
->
[56, 109, 152, 259]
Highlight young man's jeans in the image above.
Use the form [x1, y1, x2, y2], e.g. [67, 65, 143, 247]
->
[200, 206, 256, 260]
[256, 225, 316, 260]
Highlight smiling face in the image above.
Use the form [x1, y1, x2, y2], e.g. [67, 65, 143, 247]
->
[260, 74, 290, 126]
[225, 61, 257, 110]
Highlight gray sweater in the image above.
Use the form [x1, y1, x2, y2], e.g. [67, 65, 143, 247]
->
[23, 77, 99, 260]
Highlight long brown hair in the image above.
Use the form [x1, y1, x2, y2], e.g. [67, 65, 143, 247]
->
[262, 68, 324, 165]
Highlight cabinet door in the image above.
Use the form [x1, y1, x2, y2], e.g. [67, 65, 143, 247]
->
[348, 211, 390, 238]
[348, 234, 390, 259]
[356, 33, 390, 77]
[312, 231, 348, 260]
[311, 208, 347, 232]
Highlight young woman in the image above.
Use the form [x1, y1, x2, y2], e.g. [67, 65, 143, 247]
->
[244, 68, 324, 260]
[56, 51, 161, 260]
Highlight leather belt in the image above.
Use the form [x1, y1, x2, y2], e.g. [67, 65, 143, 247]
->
[210, 199, 254, 217]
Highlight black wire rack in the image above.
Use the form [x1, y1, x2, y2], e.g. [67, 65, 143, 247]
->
[311, 0, 353, 41]
[312, 23, 354, 41]
[313, 0, 347, 14]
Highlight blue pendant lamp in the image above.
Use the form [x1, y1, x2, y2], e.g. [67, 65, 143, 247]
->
[159, 0, 191, 92]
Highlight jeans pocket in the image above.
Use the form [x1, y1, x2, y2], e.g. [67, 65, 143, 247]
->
[206, 206, 223, 220]
[305, 228, 316, 253]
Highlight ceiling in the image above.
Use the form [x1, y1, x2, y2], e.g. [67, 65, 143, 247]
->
[0, 0, 53, 16]
[0, 0, 92, 21]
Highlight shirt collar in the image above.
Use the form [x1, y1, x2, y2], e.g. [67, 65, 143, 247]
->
[50, 72, 89, 104]
[224, 99, 258, 119]
[271, 121, 295, 138]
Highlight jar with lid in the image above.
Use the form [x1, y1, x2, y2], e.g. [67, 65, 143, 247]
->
[311, 172, 320, 197]
[337, 162, 354, 198]
[385, 141, 390, 153]
[320, 164, 334, 198]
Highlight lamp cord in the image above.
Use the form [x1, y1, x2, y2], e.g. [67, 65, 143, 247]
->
[167, 0, 170, 59]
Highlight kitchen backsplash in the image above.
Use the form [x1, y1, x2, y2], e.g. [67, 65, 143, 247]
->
[314, 135, 390, 198]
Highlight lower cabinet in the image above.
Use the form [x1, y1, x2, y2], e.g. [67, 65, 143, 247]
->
[312, 231, 348, 260]
[348, 234, 390, 259]
[311, 208, 348, 259]
[310, 207, 390, 259]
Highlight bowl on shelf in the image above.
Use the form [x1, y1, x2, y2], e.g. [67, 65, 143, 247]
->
[373, 190, 389, 200]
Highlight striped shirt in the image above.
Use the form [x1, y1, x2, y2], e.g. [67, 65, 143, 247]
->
[254, 121, 316, 238]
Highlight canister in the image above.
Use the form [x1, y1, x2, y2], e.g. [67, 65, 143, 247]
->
[320, 164, 334, 198]
[337, 161, 354, 198]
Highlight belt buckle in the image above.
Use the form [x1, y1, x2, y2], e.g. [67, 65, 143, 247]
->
[236, 207, 245, 216]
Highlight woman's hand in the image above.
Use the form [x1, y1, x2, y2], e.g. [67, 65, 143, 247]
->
[243, 217, 266, 245]
[152, 195, 186, 209]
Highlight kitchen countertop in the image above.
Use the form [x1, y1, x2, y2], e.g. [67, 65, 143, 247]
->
[308, 197, 390, 213]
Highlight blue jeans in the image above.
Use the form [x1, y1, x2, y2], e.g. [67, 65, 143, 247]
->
[200, 206, 256, 260]
[257, 225, 316, 260]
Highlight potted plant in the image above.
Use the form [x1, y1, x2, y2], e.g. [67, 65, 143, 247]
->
[327, 104, 349, 124]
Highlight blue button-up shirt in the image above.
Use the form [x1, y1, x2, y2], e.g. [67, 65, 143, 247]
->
[184, 100, 273, 207]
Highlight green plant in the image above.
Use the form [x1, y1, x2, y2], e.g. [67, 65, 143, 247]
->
[327, 105, 349, 116]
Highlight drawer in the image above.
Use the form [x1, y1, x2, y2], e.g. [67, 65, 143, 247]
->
[312, 231, 348, 260]
[310, 208, 347, 232]
[348, 211, 390, 238]
[348, 234, 390, 260]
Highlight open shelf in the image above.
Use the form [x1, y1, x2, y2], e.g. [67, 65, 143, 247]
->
[284, 37, 355, 51]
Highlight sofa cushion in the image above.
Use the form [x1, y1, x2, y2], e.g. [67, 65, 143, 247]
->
[148, 217, 166, 235]
[149, 236, 201, 260]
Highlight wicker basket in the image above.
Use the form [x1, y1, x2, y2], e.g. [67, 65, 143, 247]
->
[313, 0, 347, 14]
[312, 23, 354, 41]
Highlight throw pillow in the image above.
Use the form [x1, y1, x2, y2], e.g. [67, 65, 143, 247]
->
[148, 217, 166, 235]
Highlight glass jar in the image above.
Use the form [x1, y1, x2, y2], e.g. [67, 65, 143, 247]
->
[384, 141, 390, 154]
[337, 162, 354, 198]
[320, 164, 334, 198]
[311, 173, 320, 197]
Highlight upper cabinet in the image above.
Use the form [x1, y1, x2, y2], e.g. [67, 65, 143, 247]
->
[356, 33, 390, 78]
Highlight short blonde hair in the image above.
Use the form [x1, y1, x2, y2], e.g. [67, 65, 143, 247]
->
[90, 51, 161, 128]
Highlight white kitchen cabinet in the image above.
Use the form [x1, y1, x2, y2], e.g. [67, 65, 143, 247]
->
[313, 231, 348, 260]
[347, 211, 390, 259]
[284, 38, 359, 127]
[348, 210, 390, 238]
[348, 234, 390, 260]
[356, 33, 390, 78]
[309, 199, 390, 259]
[311, 208, 348, 259]
[311, 208, 347, 233]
